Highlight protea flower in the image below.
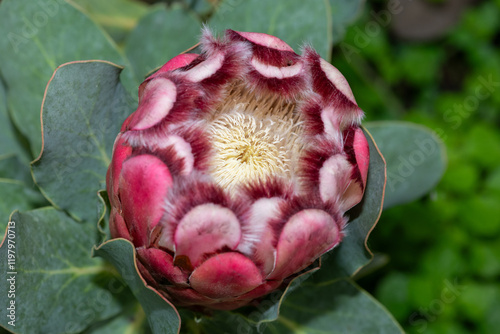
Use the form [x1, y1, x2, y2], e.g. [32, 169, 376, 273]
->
[107, 28, 369, 310]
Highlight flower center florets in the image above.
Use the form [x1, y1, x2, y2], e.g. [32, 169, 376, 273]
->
[206, 82, 304, 193]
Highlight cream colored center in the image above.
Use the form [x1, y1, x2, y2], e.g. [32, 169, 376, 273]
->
[207, 83, 304, 193]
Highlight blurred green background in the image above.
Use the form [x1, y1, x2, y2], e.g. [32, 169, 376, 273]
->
[1, 0, 499, 332]
[334, 1, 500, 333]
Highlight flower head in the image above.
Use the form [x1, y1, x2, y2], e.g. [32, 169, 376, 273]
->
[107, 29, 369, 310]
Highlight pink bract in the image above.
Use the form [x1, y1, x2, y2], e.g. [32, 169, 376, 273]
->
[107, 28, 369, 310]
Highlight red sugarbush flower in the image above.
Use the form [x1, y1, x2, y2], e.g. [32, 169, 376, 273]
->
[107, 28, 369, 310]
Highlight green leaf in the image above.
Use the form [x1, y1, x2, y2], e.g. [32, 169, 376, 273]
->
[0, 155, 47, 229]
[320, 127, 386, 278]
[251, 269, 319, 326]
[375, 272, 411, 322]
[183, 309, 257, 334]
[365, 121, 447, 209]
[0, 208, 123, 333]
[71, 0, 150, 44]
[0, 78, 24, 159]
[32, 61, 135, 223]
[185, 0, 215, 18]
[196, 279, 403, 334]
[459, 283, 498, 322]
[198, 267, 319, 333]
[463, 123, 500, 171]
[209, 0, 364, 60]
[440, 162, 479, 195]
[83, 303, 151, 334]
[0, 155, 33, 186]
[97, 190, 112, 243]
[124, 5, 201, 80]
[0, 182, 33, 233]
[263, 279, 404, 333]
[458, 195, 500, 237]
[0, 0, 133, 157]
[0, 82, 43, 227]
[328, 0, 365, 43]
[93, 239, 181, 334]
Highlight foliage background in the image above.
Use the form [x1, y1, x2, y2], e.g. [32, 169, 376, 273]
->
[339, 1, 500, 333]
[0, 0, 498, 333]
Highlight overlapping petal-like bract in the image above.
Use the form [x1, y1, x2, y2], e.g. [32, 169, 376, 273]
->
[107, 29, 369, 310]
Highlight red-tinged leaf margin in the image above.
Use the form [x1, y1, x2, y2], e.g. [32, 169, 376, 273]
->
[316, 126, 387, 281]
[277, 126, 387, 313]
[365, 121, 447, 209]
[95, 172, 181, 333]
[93, 238, 182, 334]
[34, 59, 123, 161]
[353, 126, 387, 274]
[31, 60, 135, 223]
